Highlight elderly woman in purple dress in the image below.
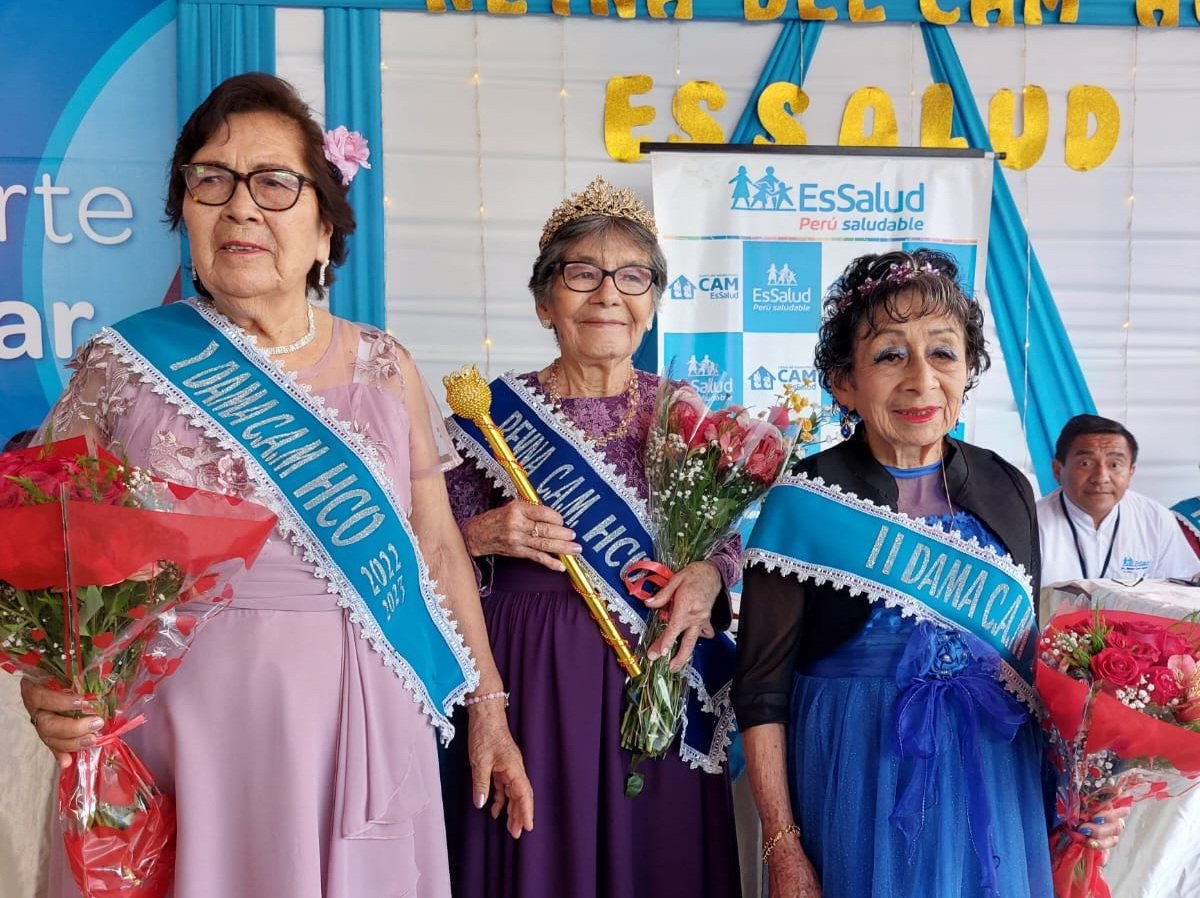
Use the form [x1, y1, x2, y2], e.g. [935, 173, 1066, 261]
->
[442, 178, 740, 898]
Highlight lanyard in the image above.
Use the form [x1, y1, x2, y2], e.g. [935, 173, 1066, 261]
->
[1060, 492, 1121, 579]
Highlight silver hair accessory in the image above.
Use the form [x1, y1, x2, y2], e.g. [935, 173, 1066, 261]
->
[836, 260, 942, 312]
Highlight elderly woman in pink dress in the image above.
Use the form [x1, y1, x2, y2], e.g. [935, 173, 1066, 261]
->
[20, 72, 531, 898]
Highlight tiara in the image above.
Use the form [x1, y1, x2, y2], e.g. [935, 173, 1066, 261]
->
[835, 261, 943, 312]
[539, 176, 658, 251]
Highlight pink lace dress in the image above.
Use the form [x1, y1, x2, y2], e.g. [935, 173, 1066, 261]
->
[44, 317, 459, 898]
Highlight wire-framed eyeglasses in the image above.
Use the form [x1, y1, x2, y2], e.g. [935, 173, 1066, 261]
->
[179, 163, 314, 212]
[556, 261, 657, 296]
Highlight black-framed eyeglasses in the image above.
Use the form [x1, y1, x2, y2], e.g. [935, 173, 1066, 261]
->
[179, 163, 314, 212]
[555, 261, 657, 296]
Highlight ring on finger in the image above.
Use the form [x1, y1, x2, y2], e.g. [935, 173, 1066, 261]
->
[531, 523, 541, 539]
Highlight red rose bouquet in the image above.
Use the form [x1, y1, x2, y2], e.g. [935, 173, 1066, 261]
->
[619, 381, 817, 794]
[1037, 607, 1200, 898]
[0, 436, 276, 898]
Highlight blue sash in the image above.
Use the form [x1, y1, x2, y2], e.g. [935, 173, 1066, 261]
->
[1173, 497, 1200, 541]
[447, 373, 736, 772]
[105, 301, 476, 740]
[744, 474, 1038, 709]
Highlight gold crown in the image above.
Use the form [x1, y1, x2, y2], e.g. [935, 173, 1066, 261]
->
[538, 176, 658, 251]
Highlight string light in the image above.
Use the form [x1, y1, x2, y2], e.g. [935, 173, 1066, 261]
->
[560, 18, 569, 198]
[471, 19, 492, 374]
[1122, 31, 1140, 422]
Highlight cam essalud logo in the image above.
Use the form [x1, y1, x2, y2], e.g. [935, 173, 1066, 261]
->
[663, 332, 741, 406]
[668, 273, 740, 302]
[741, 241, 821, 333]
[747, 364, 817, 393]
[728, 164, 929, 235]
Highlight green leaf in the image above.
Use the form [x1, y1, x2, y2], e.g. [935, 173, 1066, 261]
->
[78, 585, 105, 634]
[624, 772, 644, 798]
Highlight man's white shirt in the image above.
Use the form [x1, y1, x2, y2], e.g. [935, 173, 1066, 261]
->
[1037, 487, 1200, 587]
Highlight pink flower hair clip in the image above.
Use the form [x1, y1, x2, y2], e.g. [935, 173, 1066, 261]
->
[323, 126, 371, 187]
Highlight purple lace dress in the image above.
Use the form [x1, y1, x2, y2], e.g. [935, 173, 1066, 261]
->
[442, 370, 740, 898]
[43, 318, 459, 898]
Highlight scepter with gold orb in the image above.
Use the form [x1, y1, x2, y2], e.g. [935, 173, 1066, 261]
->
[444, 365, 642, 679]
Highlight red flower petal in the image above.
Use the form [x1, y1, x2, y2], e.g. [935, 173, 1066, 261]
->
[92, 632, 115, 649]
[30, 628, 46, 641]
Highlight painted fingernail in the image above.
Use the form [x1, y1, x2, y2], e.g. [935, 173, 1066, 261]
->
[1092, 816, 1106, 824]
[474, 792, 486, 809]
[1088, 839, 1101, 850]
[79, 736, 96, 748]
[87, 718, 104, 732]
[1079, 827, 1093, 836]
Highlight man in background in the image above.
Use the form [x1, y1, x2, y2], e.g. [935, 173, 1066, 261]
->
[1038, 414, 1199, 586]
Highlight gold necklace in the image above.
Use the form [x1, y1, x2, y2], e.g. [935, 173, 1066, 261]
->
[545, 359, 641, 449]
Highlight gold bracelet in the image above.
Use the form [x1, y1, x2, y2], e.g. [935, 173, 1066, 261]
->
[761, 823, 802, 863]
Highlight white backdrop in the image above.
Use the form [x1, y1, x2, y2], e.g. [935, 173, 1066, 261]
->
[275, 11, 1200, 507]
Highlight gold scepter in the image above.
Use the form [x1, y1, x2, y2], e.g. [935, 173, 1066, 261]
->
[444, 365, 642, 679]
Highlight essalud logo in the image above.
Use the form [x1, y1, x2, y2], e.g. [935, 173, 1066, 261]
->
[728, 165, 796, 211]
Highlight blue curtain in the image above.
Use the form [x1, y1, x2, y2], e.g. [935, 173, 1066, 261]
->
[177, 3, 275, 129]
[921, 25, 1095, 491]
[324, 8, 386, 328]
[632, 21, 824, 373]
[176, 3, 275, 282]
[730, 21, 823, 144]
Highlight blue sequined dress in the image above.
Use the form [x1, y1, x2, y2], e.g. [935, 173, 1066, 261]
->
[787, 473, 1053, 898]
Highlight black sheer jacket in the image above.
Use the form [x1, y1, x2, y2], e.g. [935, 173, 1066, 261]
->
[731, 427, 1041, 730]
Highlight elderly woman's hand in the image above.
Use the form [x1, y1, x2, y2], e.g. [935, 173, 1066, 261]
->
[1077, 800, 1133, 865]
[461, 501, 581, 572]
[20, 678, 103, 769]
[641, 560, 722, 673]
[767, 838, 822, 898]
[467, 700, 534, 839]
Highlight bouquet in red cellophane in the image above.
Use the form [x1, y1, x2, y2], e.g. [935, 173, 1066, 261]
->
[1037, 606, 1200, 898]
[619, 380, 819, 795]
[0, 436, 276, 898]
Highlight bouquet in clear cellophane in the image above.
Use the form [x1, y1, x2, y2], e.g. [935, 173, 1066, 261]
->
[1037, 607, 1200, 898]
[619, 380, 819, 794]
[0, 436, 276, 898]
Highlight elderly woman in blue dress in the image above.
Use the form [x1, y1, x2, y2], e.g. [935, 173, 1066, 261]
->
[733, 249, 1129, 898]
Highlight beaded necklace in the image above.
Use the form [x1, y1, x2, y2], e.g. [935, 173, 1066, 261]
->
[545, 358, 641, 449]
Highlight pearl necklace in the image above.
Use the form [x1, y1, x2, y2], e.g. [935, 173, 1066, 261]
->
[545, 359, 641, 449]
[260, 304, 317, 356]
